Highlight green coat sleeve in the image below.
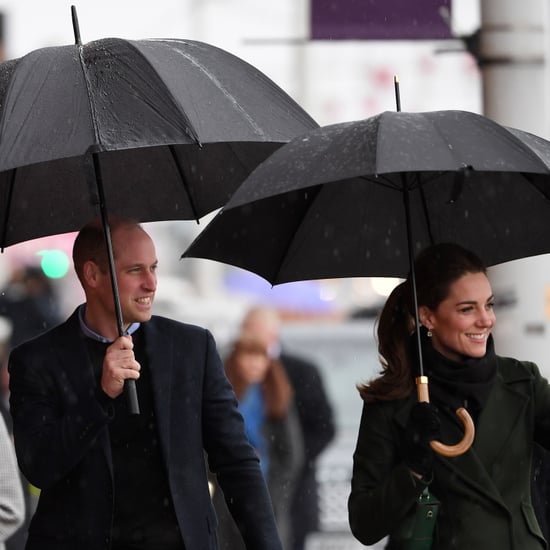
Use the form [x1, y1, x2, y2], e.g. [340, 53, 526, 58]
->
[529, 361, 550, 449]
[348, 399, 428, 546]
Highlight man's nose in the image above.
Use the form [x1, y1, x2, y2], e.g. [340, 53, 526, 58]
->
[143, 272, 157, 290]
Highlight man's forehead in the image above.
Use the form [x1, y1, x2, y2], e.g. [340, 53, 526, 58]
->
[112, 227, 156, 257]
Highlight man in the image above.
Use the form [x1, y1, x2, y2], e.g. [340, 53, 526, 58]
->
[240, 306, 335, 550]
[8, 218, 282, 550]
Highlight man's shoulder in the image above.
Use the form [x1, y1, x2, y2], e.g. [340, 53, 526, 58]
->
[149, 314, 205, 330]
[12, 313, 74, 353]
[147, 315, 211, 340]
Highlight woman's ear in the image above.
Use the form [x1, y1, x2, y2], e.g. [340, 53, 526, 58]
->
[418, 305, 435, 330]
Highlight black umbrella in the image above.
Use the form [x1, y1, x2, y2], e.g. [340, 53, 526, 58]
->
[183, 109, 550, 454]
[0, 7, 318, 413]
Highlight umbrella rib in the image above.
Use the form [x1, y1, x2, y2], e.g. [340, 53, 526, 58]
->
[152, 39, 267, 139]
[75, 44, 102, 147]
[505, 129, 550, 169]
[523, 173, 550, 201]
[418, 175, 435, 245]
[169, 145, 200, 222]
[123, 39, 203, 145]
[0, 168, 16, 251]
[357, 174, 400, 191]
[272, 187, 324, 284]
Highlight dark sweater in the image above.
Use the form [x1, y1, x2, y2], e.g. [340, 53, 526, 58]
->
[85, 329, 184, 549]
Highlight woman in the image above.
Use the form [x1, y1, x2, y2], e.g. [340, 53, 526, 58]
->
[0, 412, 25, 549]
[213, 334, 304, 550]
[348, 242, 550, 549]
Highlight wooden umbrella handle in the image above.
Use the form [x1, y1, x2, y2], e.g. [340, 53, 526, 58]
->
[416, 376, 475, 457]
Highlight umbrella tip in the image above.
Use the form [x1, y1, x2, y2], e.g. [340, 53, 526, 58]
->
[394, 75, 401, 112]
[71, 5, 82, 46]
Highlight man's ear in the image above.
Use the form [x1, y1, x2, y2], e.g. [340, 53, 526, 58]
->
[83, 260, 100, 288]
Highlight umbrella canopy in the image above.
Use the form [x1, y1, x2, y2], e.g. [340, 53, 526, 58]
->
[182, 109, 550, 454]
[0, 36, 318, 247]
[183, 110, 550, 284]
[0, 25, 317, 413]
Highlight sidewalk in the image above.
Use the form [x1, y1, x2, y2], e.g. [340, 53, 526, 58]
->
[306, 532, 387, 549]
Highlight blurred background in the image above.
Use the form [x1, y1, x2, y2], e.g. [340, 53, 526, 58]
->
[0, 0, 485, 333]
[0, 1, 548, 548]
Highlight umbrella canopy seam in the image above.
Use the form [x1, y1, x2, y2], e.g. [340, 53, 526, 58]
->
[113, 38, 201, 146]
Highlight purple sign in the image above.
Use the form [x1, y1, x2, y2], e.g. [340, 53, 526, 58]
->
[311, 0, 453, 40]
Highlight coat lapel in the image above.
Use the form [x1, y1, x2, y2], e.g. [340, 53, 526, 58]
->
[143, 320, 173, 462]
[473, 370, 529, 467]
[52, 310, 113, 472]
[435, 369, 530, 508]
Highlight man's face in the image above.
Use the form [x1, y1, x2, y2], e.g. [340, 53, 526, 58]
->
[241, 313, 279, 351]
[96, 226, 158, 327]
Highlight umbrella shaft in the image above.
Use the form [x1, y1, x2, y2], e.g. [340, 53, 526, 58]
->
[403, 181, 425, 377]
[92, 153, 140, 415]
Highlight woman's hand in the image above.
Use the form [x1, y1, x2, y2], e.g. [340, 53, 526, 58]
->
[402, 402, 441, 478]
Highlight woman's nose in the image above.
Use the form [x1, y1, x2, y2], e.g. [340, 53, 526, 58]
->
[478, 309, 495, 327]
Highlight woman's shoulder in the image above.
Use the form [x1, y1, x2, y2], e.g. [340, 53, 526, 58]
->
[362, 394, 415, 424]
[496, 354, 543, 381]
[497, 354, 538, 370]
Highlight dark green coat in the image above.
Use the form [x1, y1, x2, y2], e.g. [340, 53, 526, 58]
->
[348, 357, 550, 549]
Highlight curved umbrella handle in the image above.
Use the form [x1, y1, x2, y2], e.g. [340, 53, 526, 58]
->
[416, 376, 475, 457]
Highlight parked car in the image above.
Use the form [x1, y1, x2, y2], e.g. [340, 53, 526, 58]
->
[280, 318, 387, 550]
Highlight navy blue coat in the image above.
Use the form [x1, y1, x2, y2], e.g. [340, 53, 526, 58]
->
[8, 309, 281, 550]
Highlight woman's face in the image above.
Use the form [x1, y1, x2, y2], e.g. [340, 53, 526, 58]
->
[419, 271, 495, 362]
[237, 350, 270, 384]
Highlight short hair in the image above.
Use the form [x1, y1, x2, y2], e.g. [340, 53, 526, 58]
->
[72, 217, 140, 284]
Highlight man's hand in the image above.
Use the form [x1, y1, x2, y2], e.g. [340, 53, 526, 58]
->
[100, 335, 140, 399]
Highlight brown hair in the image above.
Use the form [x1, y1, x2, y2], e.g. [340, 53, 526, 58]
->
[224, 335, 292, 419]
[358, 243, 487, 403]
[72, 217, 140, 283]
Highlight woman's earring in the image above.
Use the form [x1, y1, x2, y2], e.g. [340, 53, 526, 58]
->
[427, 329, 433, 338]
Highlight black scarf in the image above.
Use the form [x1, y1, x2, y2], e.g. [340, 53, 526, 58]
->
[413, 328, 498, 423]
